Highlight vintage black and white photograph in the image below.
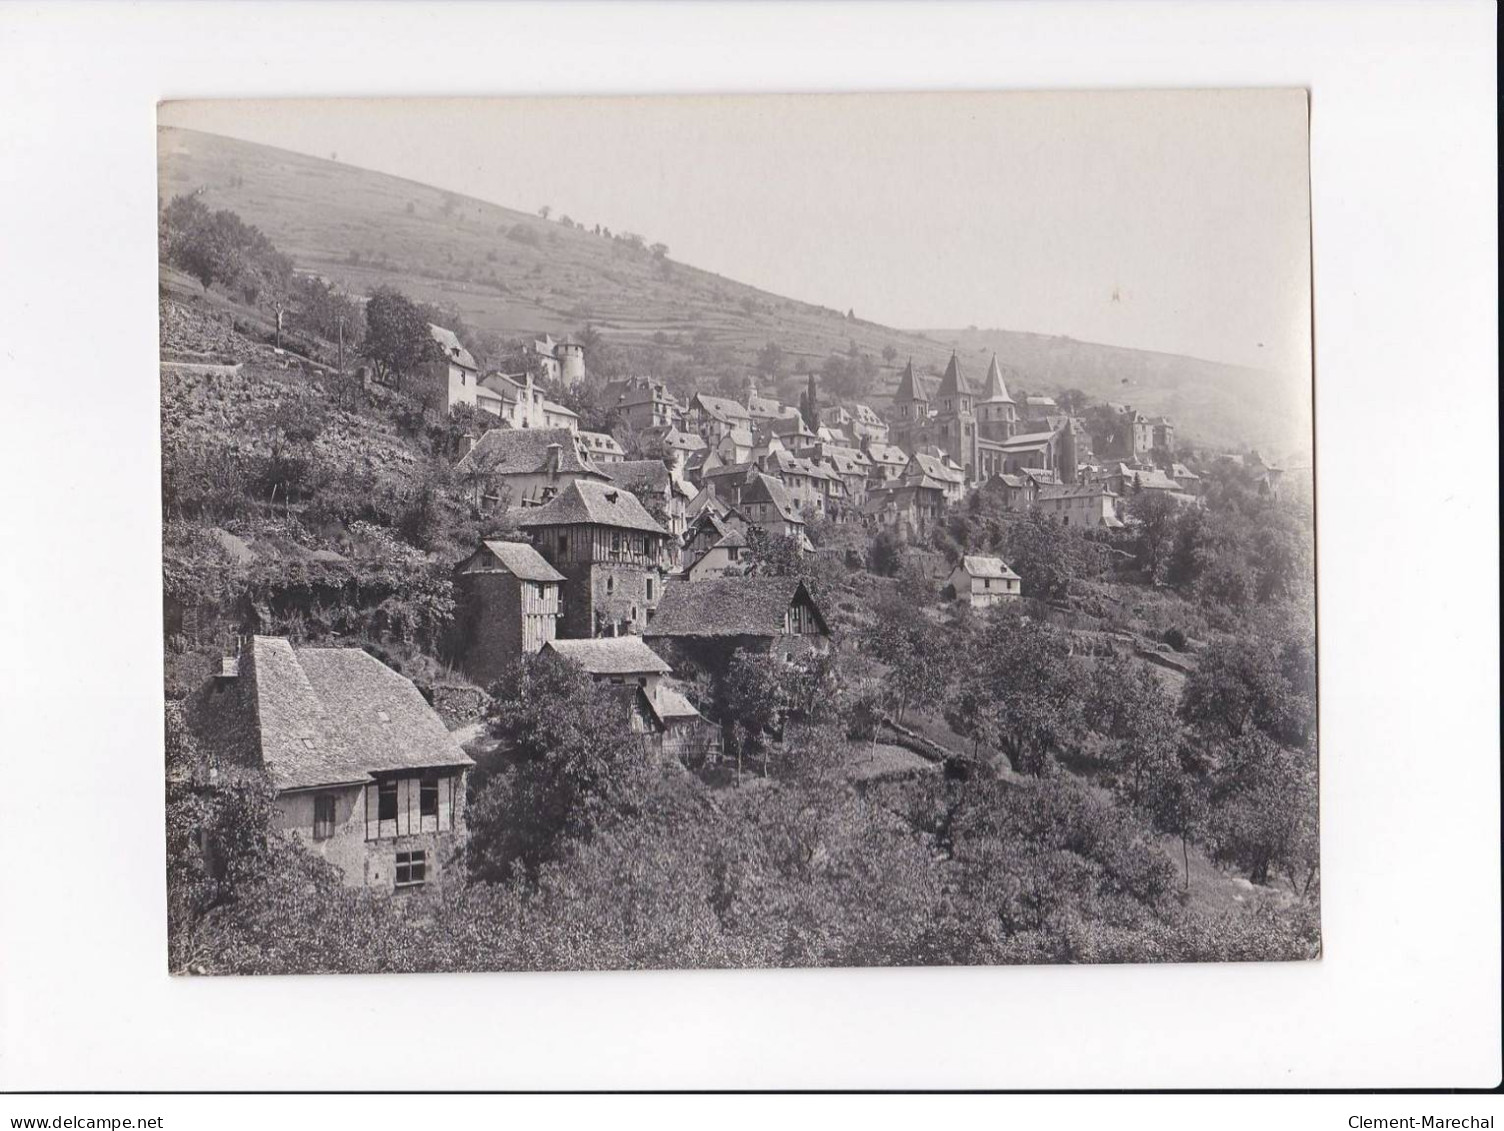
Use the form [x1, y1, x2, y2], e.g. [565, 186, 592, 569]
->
[157, 90, 1318, 976]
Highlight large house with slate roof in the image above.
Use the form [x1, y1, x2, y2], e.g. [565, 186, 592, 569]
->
[455, 427, 610, 510]
[645, 576, 830, 673]
[516, 479, 673, 638]
[186, 636, 473, 892]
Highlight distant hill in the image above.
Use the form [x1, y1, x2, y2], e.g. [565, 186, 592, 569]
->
[158, 127, 1309, 457]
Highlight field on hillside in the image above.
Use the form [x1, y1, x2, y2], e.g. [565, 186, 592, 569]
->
[158, 127, 1307, 455]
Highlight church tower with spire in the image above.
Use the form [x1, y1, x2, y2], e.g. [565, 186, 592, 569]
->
[933, 351, 980, 481]
[892, 358, 928, 423]
[977, 353, 1018, 442]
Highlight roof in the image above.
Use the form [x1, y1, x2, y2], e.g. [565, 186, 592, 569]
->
[1132, 470, 1181, 491]
[661, 428, 706, 452]
[543, 636, 673, 676]
[909, 452, 965, 484]
[651, 685, 704, 721]
[998, 430, 1058, 452]
[1025, 395, 1059, 407]
[455, 427, 606, 479]
[721, 426, 756, 448]
[576, 430, 626, 456]
[893, 360, 924, 403]
[745, 392, 784, 419]
[1171, 462, 1200, 480]
[515, 479, 669, 536]
[935, 352, 975, 398]
[645, 577, 828, 639]
[864, 442, 909, 467]
[466, 540, 566, 582]
[1038, 483, 1117, 500]
[693, 393, 752, 424]
[980, 355, 1015, 404]
[249, 637, 473, 792]
[428, 324, 477, 372]
[606, 459, 672, 494]
[957, 555, 1020, 581]
[738, 471, 801, 523]
[541, 399, 579, 420]
[768, 415, 814, 438]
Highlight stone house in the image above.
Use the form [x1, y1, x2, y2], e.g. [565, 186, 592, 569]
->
[576, 430, 626, 464]
[863, 440, 910, 485]
[476, 369, 578, 432]
[529, 333, 585, 388]
[455, 427, 611, 510]
[601, 376, 681, 432]
[644, 576, 831, 674]
[947, 555, 1022, 608]
[686, 527, 749, 579]
[1035, 482, 1122, 527]
[416, 323, 480, 414]
[516, 478, 673, 638]
[453, 540, 566, 685]
[605, 458, 691, 539]
[688, 392, 753, 446]
[186, 636, 473, 892]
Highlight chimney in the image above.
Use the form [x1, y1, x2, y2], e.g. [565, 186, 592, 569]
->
[545, 442, 563, 476]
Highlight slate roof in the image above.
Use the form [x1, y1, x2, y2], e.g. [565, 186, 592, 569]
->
[1025, 395, 1059, 408]
[1038, 483, 1117, 500]
[576, 430, 626, 458]
[745, 393, 784, 419]
[455, 427, 607, 479]
[693, 393, 752, 424]
[428, 324, 477, 372]
[935, 352, 975, 398]
[738, 471, 801, 522]
[466, 540, 566, 582]
[651, 685, 704, 721]
[909, 452, 965, 484]
[250, 637, 473, 792]
[768, 415, 814, 438]
[514, 479, 669, 536]
[543, 636, 673, 676]
[980, 355, 1015, 403]
[606, 459, 673, 494]
[958, 555, 1021, 581]
[645, 577, 828, 639]
[661, 428, 706, 452]
[893, 360, 923, 403]
[998, 430, 1058, 451]
[864, 442, 910, 468]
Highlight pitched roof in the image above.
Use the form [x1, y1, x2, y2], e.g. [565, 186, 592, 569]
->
[249, 637, 473, 791]
[738, 471, 801, 522]
[893, 360, 923, 403]
[514, 479, 669, 535]
[935, 352, 974, 398]
[651, 684, 704, 722]
[455, 427, 606, 479]
[541, 399, 579, 420]
[692, 393, 752, 424]
[958, 555, 1021, 581]
[980, 354, 1015, 404]
[768, 414, 814, 438]
[864, 442, 909, 467]
[467, 540, 566, 582]
[605, 459, 672, 494]
[745, 392, 784, 419]
[1038, 483, 1117, 500]
[909, 451, 965, 484]
[1025, 395, 1059, 408]
[661, 428, 706, 452]
[428, 324, 477, 372]
[998, 430, 1059, 452]
[543, 636, 673, 676]
[645, 577, 828, 639]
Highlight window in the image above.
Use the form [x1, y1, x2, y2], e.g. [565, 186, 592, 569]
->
[395, 850, 427, 888]
[611, 531, 623, 553]
[420, 775, 439, 819]
[557, 532, 568, 555]
[314, 794, 336, 840]
[606, 575, 615, 594]
[645, 577, 655, 600]
[377, 779, 398, 822]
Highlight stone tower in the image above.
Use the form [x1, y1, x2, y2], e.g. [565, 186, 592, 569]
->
[557, 339, 586, 388]
[977, 353, 1018, 442]
[933, 352, 979, 481]
[892, 359, 927, 423]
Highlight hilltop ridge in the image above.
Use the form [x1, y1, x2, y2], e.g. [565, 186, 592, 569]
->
[158, 126, 1309, 457]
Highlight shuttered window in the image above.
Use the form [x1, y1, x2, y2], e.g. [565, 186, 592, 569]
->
[313, 794, 336, 840]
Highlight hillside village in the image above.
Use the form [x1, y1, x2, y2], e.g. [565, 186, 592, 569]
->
[160, 175, 1318, 974]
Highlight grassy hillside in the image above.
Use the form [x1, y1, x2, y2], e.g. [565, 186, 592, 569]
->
[158, 126, 1308, 456]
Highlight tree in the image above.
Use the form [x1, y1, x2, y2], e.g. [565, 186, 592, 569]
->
[467, 652, 650, 883]
[743, 527, 805, 578]
[363, 287, 436, 387]
[881, 344, 899, 364]
[1005, 509, 1102, 599]
[537, 205, 552, 220]
[1126, 490, 1180, 581]
[755, 341, 786, 380]
[799, 371, 820, 432]
[962, 617, 1084, 775]
[1181, 637, 1315, 746]
[650, 242, 669, 259]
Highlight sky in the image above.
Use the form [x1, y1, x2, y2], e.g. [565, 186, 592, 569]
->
[160, 90, 1312, 376]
